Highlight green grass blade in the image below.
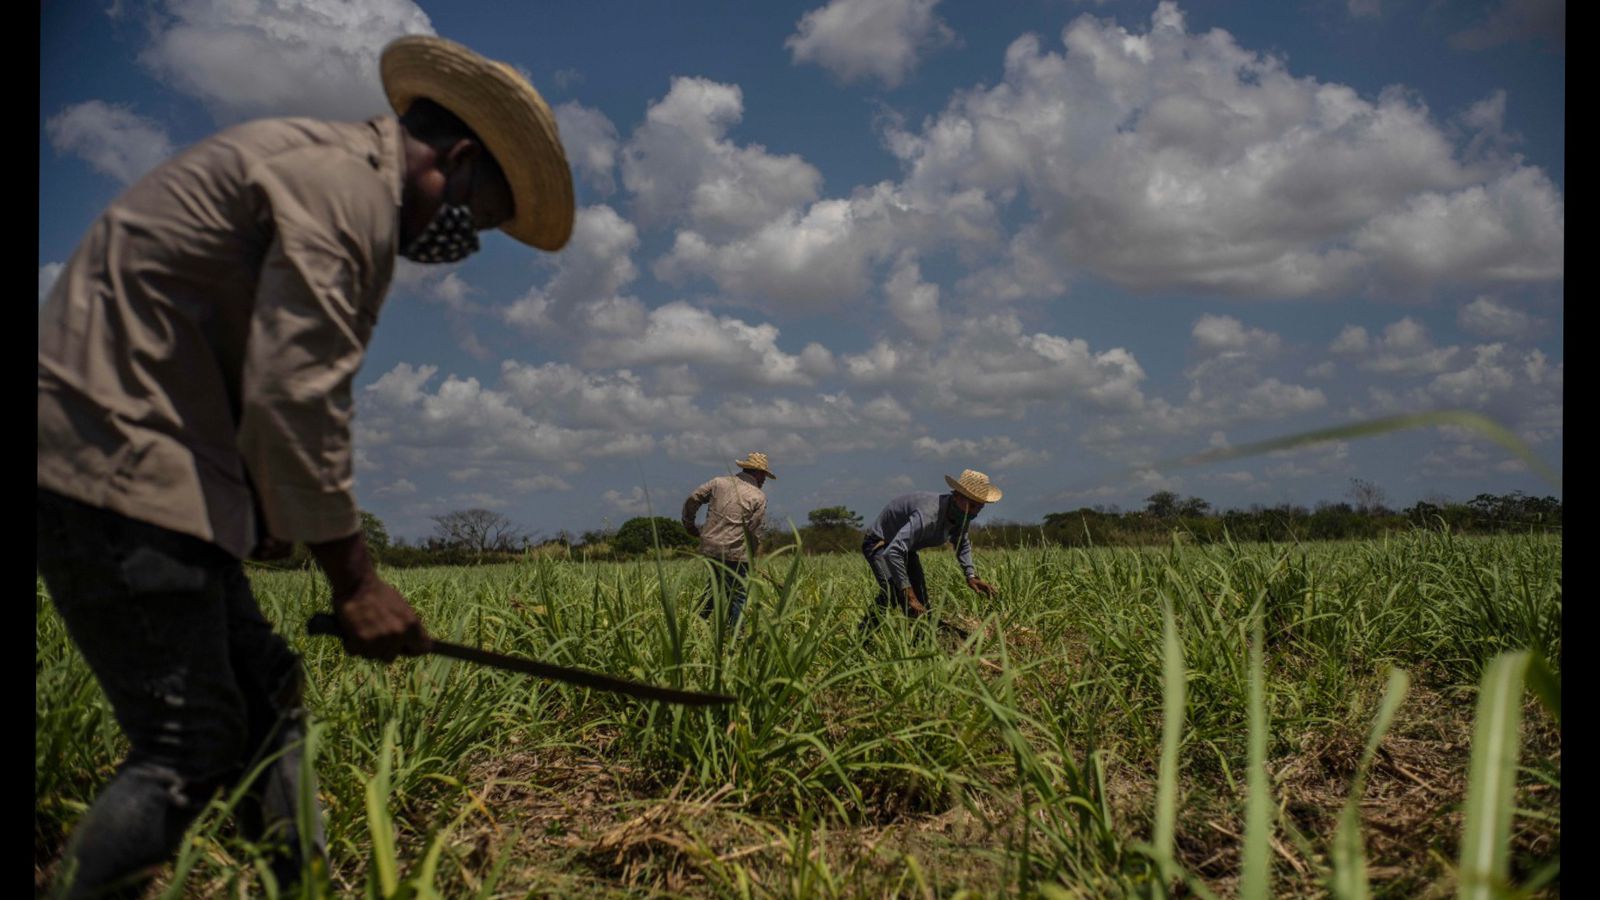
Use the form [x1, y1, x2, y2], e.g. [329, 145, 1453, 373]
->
[1169, 411, 1559, 490]
[1153, 595, 1186, 888]
[1523, 653, 1560, 726]
[408, 801, 475, 900]
[365, 721, 400, 898]
[1457, 650, 1531, 900]
[1061, 410, 1560, 497]
[1329, 667, 1410, 900]
[297, 720, 325, 891]
[1239, 616, 1272, 900]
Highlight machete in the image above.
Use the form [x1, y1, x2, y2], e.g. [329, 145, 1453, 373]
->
[306, 613, 734, 707]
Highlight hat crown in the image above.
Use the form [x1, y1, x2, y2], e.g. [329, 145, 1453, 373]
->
[946, 468, 1002, 503]
[735, 451, 775, 477]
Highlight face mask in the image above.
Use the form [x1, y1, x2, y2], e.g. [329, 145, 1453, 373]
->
[947, 501, 976, 527]
[401, 202, 480, 264]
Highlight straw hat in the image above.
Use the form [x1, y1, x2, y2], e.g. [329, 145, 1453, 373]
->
[381, 35, 575, 251]
[945, 469, 1002, 503]
[736, 452, 776, 479]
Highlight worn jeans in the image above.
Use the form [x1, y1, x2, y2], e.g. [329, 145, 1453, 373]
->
[696, 557, 750, 630]
[858, 534, 929, 634]
[36, 489, 323, 899]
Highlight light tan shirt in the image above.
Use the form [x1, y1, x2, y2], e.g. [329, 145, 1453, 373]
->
[682, 472, 767, 563]
[38, 116, 404, 559]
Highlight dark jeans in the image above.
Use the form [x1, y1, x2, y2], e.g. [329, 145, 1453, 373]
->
[858, 534, 929, 634]
[696, 557, 750, 629]
[36, 489, 321, 899]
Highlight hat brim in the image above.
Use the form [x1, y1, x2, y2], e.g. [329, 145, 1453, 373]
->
[382, 36, 575, 251]
[737, 460, 776, 479]
[945, 474, 1001, 503]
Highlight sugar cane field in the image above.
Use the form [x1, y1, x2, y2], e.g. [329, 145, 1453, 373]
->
[35, 531, 1560, 898]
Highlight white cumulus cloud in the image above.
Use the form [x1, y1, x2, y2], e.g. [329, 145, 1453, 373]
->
[883, 1, 1562, 299]
[357, 362, 656, 481]
[663, 391, 914, 466]
[136, 0, 435, 122]
[844, 314, 1148, 418]
[498, 361, 704, 431]
[1191, 314, 1282, 358]
[1351, 167, 1564, 288]
[786, 0, 956, 88]
[1457, 295, 1543, 340]
[621, 77, 822, 239]
[910, 435, 1050, 469]
[45, 101, 175, 185]
[1332, 317, 1460, 374]
[580, 302, 835, 387]
[511, 475, 574, 493]
[884, 251, 944, 342]
[554, 101, 621, 197]
[602, 486, 656, 517]
[504, 205, 640, 332]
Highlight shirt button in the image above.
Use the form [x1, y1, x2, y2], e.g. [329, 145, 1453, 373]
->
[367, 153, 380, 168]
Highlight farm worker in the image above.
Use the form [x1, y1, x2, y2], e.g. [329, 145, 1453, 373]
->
[36, 35, 574, 898]
[682, 453, 774, 629]
[858, 469, 1002, 634]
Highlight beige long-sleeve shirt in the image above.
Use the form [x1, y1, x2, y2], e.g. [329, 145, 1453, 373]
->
[681, 472, 767, 562]
[38, 115, 404, 559]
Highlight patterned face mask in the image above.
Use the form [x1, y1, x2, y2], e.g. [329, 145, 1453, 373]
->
[401, 202, 480, 264]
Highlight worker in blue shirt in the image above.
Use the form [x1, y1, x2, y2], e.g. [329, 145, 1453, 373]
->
[859, 469, 1001, 634]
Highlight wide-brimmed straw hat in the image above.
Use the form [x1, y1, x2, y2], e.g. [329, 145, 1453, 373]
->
[381, 35, 575, 251]
[736, 452, 776, 479]
[945, 469, 1001, 503]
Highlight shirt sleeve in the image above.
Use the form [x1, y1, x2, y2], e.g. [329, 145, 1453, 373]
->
[682, 480, 715, 531]
[746, 493, 767, 555]
[884, 511, 924, 591]
[955, 528, 976, 580]
[235, 149, 395, 545]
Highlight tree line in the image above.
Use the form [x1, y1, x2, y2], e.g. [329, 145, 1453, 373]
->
[248, 485, 1559, 570]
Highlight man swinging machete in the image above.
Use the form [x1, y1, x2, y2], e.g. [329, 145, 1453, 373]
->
[38, 34, 598, 899]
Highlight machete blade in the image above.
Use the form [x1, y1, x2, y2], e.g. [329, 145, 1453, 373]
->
[306, 613, 734, 706]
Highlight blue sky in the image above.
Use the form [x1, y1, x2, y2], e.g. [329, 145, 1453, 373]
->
[40, 0, 1563, 542]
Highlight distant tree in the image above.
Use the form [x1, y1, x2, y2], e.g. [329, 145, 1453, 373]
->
[1041, 511, 1078, 529]
[613, 517, 697, 555]
[1177, 496, 1211, 517]
[1347, 478, 1388, 515]
[1521, 495, 1562, 526]
[801, 505, 865, 552]
[1404, 499, 1445, 528]
[807, 506, 864, 530]
[1145, 491, 1180, 518]
[579, 528, 615, 547]
[430, 508, 528, 553]
[359, 510, 391, 554]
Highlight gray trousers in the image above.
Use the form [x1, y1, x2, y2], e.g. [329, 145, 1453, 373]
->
[697, 557, 750, 629]
[36, 489, 323, 898]
[858, 534, 929, 633]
